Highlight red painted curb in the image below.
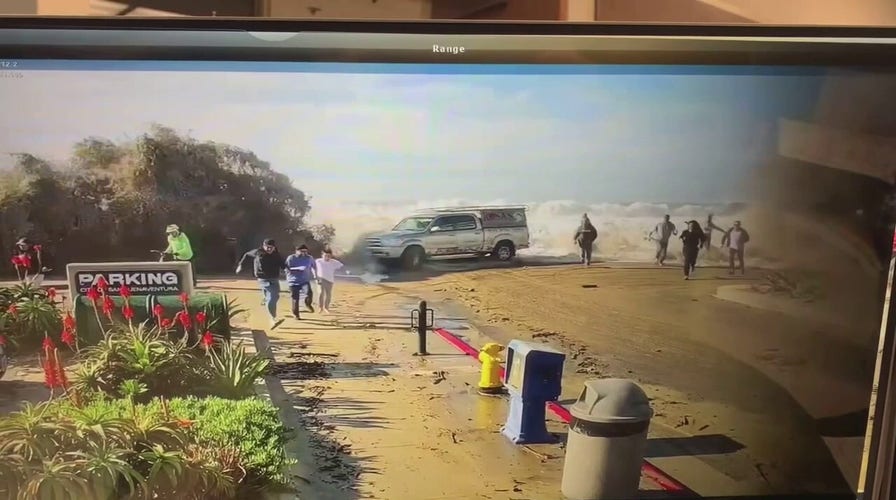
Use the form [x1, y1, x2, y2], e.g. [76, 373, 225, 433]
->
[433, 327, 697, 497]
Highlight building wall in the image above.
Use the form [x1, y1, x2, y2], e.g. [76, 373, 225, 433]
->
[0, 0, 37, 15]
[696, 0, 896, 25]
[36, 0, 90, 15]
[88, 0, 257, 17]
[265, 0, 431, 19]
[593, 0, 752, 23]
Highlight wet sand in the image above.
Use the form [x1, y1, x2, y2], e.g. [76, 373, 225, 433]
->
[226, 283, 670, 500]
[391, 261, 878, 495]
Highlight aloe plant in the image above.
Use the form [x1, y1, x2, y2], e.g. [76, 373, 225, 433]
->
[205, 342, 270, 400]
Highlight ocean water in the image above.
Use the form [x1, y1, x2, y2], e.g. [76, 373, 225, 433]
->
[307, 198, 763, 265]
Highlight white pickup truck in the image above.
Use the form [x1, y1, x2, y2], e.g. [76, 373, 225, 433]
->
[365, 206, 530, 270]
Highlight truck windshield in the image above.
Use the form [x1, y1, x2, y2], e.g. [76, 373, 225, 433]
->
[392, 217, 434, 231]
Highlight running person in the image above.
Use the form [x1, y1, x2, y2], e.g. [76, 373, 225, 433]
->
[163, 224, 196, 287]
[315, 249, 344, 313]
[573, 213, 598, 267]
[286, 245, 317, 319]
[649, 215, 678, 266]
[702, 214, 725, 250]
[721, 220, 750, 275]
[680, 221, 706, 280]
[236, 239, 286, 330]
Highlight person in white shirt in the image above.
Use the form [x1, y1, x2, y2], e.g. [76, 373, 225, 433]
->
[721, 220, 750, 275]
[648, 214, 678, 266]
[315, 249, 344, 313]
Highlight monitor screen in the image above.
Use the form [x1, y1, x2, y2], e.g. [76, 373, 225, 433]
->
[0, 19, 894, 500]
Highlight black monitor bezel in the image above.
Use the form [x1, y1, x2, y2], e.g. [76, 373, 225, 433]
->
[0, 16, 894, 500]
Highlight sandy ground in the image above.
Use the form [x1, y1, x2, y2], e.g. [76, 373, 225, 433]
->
[386, 259, 878, 496]
[218, 282, 678, 500]
[0, 354, 50, 415]
[1, 263, 879, 497]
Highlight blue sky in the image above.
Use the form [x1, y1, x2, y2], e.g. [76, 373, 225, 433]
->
[0, 62, 825, 204]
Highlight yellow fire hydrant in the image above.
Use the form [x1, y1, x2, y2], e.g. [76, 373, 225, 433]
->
[478, 342, 505, 395]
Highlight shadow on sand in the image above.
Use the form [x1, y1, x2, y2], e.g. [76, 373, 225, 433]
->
[815, 407, 869, 438]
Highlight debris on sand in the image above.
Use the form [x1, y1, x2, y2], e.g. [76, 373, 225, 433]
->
[532, 331, 558, 339]
[270, 360, 330, 380]
[753, 271, 824, 302]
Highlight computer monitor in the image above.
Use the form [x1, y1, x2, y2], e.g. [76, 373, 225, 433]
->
[0, 17, 894, 500]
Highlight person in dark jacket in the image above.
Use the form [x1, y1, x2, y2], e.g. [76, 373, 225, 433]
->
[236, 238, 286, 330]
[573, 213, 598, 267]
[680, 221, 706, 280]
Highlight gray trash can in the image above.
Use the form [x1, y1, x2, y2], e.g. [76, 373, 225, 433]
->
[561, 378, 654, 500]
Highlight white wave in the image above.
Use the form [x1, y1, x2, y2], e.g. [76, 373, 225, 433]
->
[307, 198, 760, 264]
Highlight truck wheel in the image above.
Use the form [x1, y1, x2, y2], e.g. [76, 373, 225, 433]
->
[493, 241, 515, 261]
[401, 246, 425, 271]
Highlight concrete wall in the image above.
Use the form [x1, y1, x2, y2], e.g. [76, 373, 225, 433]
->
[265, 0, 431, 19]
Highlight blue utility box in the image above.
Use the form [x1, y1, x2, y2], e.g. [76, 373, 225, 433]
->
[501, 339, 566, 444]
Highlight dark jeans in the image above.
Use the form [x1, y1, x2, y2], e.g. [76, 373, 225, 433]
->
[319, 279, 334, 309]
[290, 283, 314, 315]
[683, 248, 698, 276]
[655, 241, 669, 263]
[579, 243, 593, 265]
[729, 248, 745, 273]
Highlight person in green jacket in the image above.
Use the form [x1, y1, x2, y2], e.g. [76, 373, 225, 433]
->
[164, 224, 197, 287]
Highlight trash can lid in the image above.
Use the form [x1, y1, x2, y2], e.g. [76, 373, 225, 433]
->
[569, 378, 654, 424]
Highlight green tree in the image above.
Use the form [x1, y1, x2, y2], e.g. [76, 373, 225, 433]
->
[0, 126, 330, 275]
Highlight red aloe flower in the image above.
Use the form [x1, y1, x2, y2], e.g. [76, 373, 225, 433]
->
[201, 331, 215, 350]
[9, 256, 20, 266]
[101, 296, 115, 318]
[153, 304, 164, 318]
[0, 335, 6, 346]
[13, 254, 31, 268]
[46, 288, 57, 300]
[160, 318, 173, 329]
[179, 292, 189, 306]
[54, 350, 69, 389]
[7, 304, 18, 318]
[195, 311, 207, 326]
[95, 276, 109, 292]
[63, 312, 76, 332]
[119, 285, 131, 299]
[60, 328, 76, 347]
[32, 244, 42, 252]
[122, 304, 135, 320]
[86, 286, 100, 302]
[176, 311, 191, 329]
[41, 352, 59, 389]
[42, 336, 54, 352]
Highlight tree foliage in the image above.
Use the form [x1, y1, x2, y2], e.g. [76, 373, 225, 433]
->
[0, 125, 333, 275]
